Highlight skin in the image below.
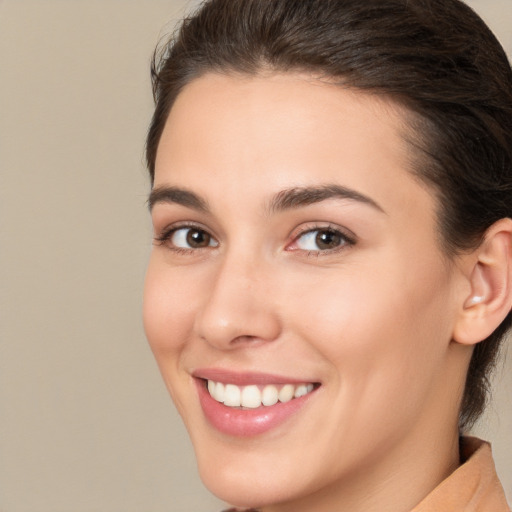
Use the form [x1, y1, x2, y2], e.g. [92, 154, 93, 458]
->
[143, 73, 479, 512]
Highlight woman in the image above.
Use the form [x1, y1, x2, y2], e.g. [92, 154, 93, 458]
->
[143, 0, 512, 511]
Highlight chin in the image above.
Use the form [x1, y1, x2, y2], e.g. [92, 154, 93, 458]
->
[197, 460, 296, 510]
[190, 429, 328, 510]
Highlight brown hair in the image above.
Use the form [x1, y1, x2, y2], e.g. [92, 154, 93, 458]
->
[146, 0, 512, 429]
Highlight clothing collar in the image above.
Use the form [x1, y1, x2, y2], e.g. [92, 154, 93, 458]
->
[411, 436, 510, 512]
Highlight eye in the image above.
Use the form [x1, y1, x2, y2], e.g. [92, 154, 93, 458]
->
[293, 227, 353, 252]
[171, 227, 218, 249]
[158, 226, 219, 250]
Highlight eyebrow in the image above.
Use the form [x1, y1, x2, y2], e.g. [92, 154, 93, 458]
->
[148, 183, 384, 214]
[268, 184, 385, 214]
[148, 186, 209, 212]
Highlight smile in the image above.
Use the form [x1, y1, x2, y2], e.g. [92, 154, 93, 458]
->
[194, 372, 321, 437]
[207, 380, 315, 409]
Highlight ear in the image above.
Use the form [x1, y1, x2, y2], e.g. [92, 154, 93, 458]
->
[453, 218, 512, 345]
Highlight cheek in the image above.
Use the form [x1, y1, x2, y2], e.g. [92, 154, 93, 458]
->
[142, 257, 196, 356]
[143, 258, 205, 416]
[284, 254, 454, 417]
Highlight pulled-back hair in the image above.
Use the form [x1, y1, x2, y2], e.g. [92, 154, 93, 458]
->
[146, 0, 512, 429]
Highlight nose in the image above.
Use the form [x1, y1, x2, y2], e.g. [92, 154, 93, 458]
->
[193, 253, 282, 350]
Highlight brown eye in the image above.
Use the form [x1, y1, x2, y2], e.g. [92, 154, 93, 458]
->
[315, 230, 343, 250]
[170, 227, 218, 249]
[186, 228, 211, 247]
[294, 228, 351, 252]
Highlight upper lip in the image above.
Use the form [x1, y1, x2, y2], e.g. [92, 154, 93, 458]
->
[192, 368, 319, 386]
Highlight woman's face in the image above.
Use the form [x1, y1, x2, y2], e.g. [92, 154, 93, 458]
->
[144, 73, 467, 511]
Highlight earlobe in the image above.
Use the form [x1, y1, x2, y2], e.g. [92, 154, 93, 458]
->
[453, 218, 512, 346]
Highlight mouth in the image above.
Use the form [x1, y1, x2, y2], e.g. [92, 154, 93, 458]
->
[193, 370, 321, 437]
[206, 379, 316, 409]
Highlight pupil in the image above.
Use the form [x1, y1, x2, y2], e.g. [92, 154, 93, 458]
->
[187, 229, 209, 247]
[316, 230, 341, 250]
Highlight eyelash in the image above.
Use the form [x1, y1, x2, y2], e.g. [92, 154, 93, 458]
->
[288, 223, 356, 256]
[154, 222, 215, 255]
[154, 222, 356, 256]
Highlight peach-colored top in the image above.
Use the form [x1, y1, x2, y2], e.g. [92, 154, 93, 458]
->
[411, 437, 510, 512]
[223, 437, 510, 512]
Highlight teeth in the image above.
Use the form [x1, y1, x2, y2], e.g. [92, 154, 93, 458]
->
[224, 384, 241, 407]
[206, 380, 316, 408]
[212, 381, 225, 403]
[261, 385, 279, 406]
[294, 384, 308, 398]
[278, 384, 294, 403]
[241, 385, 261, 408]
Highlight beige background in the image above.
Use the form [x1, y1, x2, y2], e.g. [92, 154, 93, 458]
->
[0, 1, 510, 511]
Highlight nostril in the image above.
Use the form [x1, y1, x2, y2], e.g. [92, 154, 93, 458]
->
[229, 334, 266, 346]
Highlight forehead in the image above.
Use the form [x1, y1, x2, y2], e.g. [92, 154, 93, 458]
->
[154, 72, 433, 221]
[157, 72, 411, 163]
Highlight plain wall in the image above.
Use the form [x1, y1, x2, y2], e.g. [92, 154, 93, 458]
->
[0, 1, 510, 511]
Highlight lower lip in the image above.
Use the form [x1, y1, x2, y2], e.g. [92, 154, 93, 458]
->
[195, 379, 317, 437]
